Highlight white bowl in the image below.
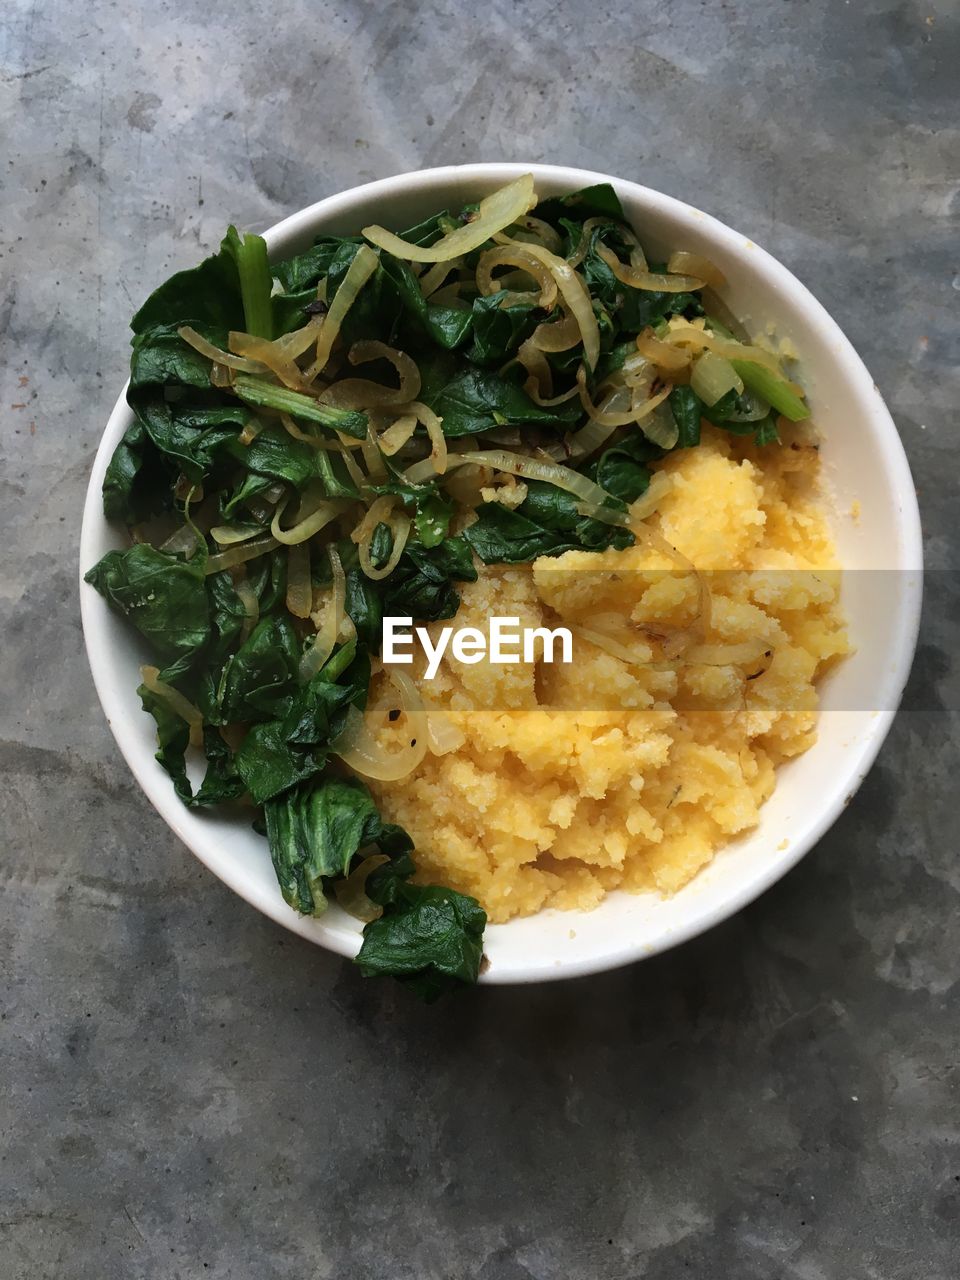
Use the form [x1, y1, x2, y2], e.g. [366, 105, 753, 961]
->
[80, 163, 923, 984]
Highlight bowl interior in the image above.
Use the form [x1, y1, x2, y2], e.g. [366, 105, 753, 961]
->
[80, 163, 922, 983]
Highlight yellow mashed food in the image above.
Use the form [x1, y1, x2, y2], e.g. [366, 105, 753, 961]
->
[368, 425, 849, 923]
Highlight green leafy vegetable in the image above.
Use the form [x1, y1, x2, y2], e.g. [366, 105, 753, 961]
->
[358, 861, 487, 1002]
[264, 776, 404, 915]
[369, 478, 455, 549]
[215, 615, 301, 724]
[669, 386, 702, 449]
[588, 435, 663, 503]
[465, 291, 541, 366]
[380, 536, 478, 621]
[137, 679, 193, 805]
[463, 481, 632, 563]
[421, 363, 582, 437]
[84, 544, 209, 681]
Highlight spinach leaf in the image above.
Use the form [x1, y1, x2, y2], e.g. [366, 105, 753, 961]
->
[222, 421, 329, 491]
[341, 544, 384, 649]
[357, 869, 487, 1003]
[421, 363, 582, 437]
[588, 435, 663, 504]
[535, 183, 625, 225]
[220, 471, 277, 521]
[270, 287, 319, 337]
[669, 385, 702, 448]
[462, 481, 632, 564]
[235, 720, 326, 806]
[84, 544, 210, 681]
[102, 418, 173, 524]
[234, 644, 369, 804]
[575, 223, 704, 334]
[272, 237, 361, 293]
[369, 478, 455, 549]
[340, 534, 475, 647]
[378, 254, 474, 351]
[465, 292, 542, 366]
[380, 536, 478, 622]
[194, 728, 245, 806]
[704, 389, 781, 444]
[264, 775, 400, 915]
[137, 680, 193, 805]
[137, 688, 245, 809]
[131, 230, 245, 334]
[123, 322, 253, 485]
[216, 615, 301, 724]
[754, 415, 781, 446]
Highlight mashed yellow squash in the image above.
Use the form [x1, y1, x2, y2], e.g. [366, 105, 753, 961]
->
[369, 426, 849, 923]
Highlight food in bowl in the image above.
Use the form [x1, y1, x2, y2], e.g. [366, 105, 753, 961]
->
[85, 174, 847, 996]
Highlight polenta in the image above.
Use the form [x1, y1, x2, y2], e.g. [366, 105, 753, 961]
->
[371, 425, 848, 922]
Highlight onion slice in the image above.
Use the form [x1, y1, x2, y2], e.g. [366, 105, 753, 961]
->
[332, 668, 428, 782]
[320, 340, 421, 409]
[512, 215, 562, 253]
[140, 665, 203, 732]
[667, 251, 726, 288]
[333, 854, 390, 922]
[496, 235, 599, 369]
[425, 706, 466, 755]
[665, 325, 801, 390]
[285, 542, 312, 619]
[377, 413, 418, 455]
[300, 545, 346, 683]
[233, 576, 260, 642]
[572, 627, 653, 667]
[229, 331, 306, 390]
[529, 314, 581, 353]
[362, 174, 537, 263]
[690, 351, 744, 407]
[636, 328, 692, 374]
[352, 496, 412, 581]
[476, 246, 558, 309]
[595, 243, 704, 294]
[419, 258, 463, 298]
[270, 492, 343, 546]
[210, 523, 265, 546]
[403, 401, 447, 475]
[304, 245, 379, 382]
[177, 325, 268, 374]
[204, 534, 279, 575]
[682, 641, 771, 666]
[404, 448, 620, 514]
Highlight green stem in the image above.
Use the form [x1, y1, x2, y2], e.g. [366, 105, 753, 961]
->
[318, 640, 358, 684]
[706, 315, 809, 422]
[232, 375, 368, 439]
[729, 361, 809, 422]
[227, 226, 274, 340]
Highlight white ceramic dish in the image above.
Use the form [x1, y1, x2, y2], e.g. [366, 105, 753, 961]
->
[79, 163, 923, 984]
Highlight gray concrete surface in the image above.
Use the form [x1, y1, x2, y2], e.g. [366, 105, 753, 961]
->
[1, 1, 958, 1276]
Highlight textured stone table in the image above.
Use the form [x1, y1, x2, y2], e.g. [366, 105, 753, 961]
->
[2, 1, 957, 1276]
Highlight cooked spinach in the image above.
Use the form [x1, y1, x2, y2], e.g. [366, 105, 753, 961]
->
[463, 479, 633, 564]
[85, 544, 209, 682]
[420, 362, 582, 437]
[87, 178, 799, 999]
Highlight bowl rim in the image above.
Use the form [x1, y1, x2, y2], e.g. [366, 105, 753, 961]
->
[79, 161, 923, 984]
